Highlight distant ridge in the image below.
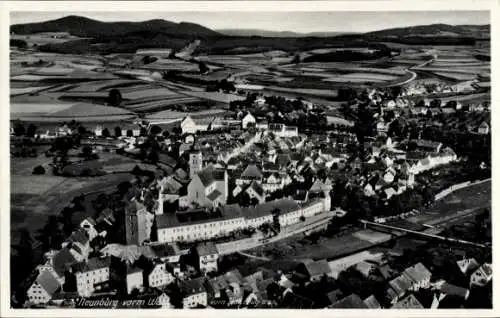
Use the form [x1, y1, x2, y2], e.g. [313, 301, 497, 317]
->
[365, 23, 490, 38]
[217, 29, 354, 38]
[10, 15, 221, 38]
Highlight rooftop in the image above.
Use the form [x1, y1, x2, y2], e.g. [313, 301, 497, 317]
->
[391, 294, 424, 309]
[72, 256, 111, 273]
[196, 242, 218, 257]
[35, 270, 60, 296]
[330, 294, 368, 309]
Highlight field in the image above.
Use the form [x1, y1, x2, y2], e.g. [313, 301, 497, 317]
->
[11, 173, 135, 242]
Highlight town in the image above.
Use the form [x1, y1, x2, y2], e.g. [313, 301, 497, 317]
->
[9, 12, 491, 311]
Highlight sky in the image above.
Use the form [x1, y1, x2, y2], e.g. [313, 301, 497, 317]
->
[10, 11, 490, 33]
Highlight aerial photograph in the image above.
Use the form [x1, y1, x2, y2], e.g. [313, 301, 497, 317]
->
[8, 9, 491, 310]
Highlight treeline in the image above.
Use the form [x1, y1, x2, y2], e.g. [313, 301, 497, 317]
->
[302, 49, 392, 63]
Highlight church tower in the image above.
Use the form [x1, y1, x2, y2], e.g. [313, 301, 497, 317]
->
[189, 148, 203, 179]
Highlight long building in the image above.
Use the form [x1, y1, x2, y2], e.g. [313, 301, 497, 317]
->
[156, 195, 331, 243]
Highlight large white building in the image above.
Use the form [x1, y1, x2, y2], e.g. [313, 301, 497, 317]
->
[267, 123, 298, 138]
[74, 256, 111, 297]
[156, 195, 331, 243]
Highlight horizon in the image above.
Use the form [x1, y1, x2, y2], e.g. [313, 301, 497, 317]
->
[10, 11, 489, 33]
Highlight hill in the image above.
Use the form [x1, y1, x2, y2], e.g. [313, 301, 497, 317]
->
[10, 15, 220, 38]
[365, 23, 490, 39]
[217, 29, 348, 38]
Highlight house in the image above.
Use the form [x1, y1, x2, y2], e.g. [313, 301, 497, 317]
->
[456, 258, 480, 275]
[180, 116, 197, 135]
[205, 275, 229, 302]
[241, 113, 256, 129]
[433, 280, 470, 300]
[181, 277, 208, 308]
[125, 199, 154, 245]
[391, 294, 424, 309]
[236, 164, 263, 186]
[402, 262, 432, 290]
[326, 289, 344, 305]
[470, 263, 492, 287]
[383, 167, 396, 183]
[26, 270, 61, 305]
[148, 261, 175, 288]
[196, 242, 219, 274]
[224, 269, 246, 306]
[73, 256, 111, 297]
[234, 181, 266, 204]
[79, 217, 98, 241]
[147, 243, 181, 264]
[477, 121, 489, 135]
[387, 263, 432, 303]
[364, 295, 381, 309]
[267, 123, 298, 138]
[186, 166, 228, 209]
[61, 228, 90, 262]
[298, 259, 332, 282]
[329, 294, 368, 308]
[126, 266, 144, 294]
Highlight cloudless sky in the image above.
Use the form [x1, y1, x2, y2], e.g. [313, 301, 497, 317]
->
[10, 11, 489, 33]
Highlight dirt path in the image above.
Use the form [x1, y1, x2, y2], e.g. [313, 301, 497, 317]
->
[237, 251, 271, 261]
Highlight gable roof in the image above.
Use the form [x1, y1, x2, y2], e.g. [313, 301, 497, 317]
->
[326, 289, 344, 304]
[196, 242, 218, 257]
[363, 295, 381, 308]
[389, 274, 414, 296]
[391, 294, 424, 309]
[72, 256, 111, 273]
[181, 277, 207, 296]
[53, 247, 78, 277]
[241, 164, 263, 179]
[304, 259, 331, 278]
[330, 294, 368, 308]
[456, 258, 480, 274]
[35, 270, 60, 296]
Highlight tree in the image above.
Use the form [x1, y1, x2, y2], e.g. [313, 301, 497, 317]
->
[81, 145, 94, 159]
[26, 124, 37, 138]
[32, 165, 45, 175]
[108, 89, 122, 107]
[198, 61, 209, 74]
[162, 130, 170, 138]
[337, 87, 358, 101]
[150, 125, 162, 136]
[102, 128, 110, 138]
[114, 126, 122, 137]
[127, 129, 134, 137]
[292, 53, 301, 64]
[13, 120, 25, 136]
[430, 99, 442, 108]
[147, 150, 159, 164]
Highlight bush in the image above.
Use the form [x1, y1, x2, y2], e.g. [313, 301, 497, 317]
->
[32, 165, 45, 175]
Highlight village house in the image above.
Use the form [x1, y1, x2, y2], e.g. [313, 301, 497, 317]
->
[470, 263, 492, 287]
[233, 181, 266, 204]
[456, 258, 480, 275]
[297, 259, 333, 282]
[126, 266, 144, 294]
[26, 270, 61, 305]
[61, 228, 91, 263]
[79, 217, 98, 241]
[181, 277, 208, 308]
[147, 261, 175, 288]
[196, 242, 219, 274]
[477, 121, 490, 135]
[236, 164, 263, 186]
[391, 294, 424, 309]
[241, 112, 256, 129]
[267, 123, 298, 138]
[73, 256, 111, 297]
